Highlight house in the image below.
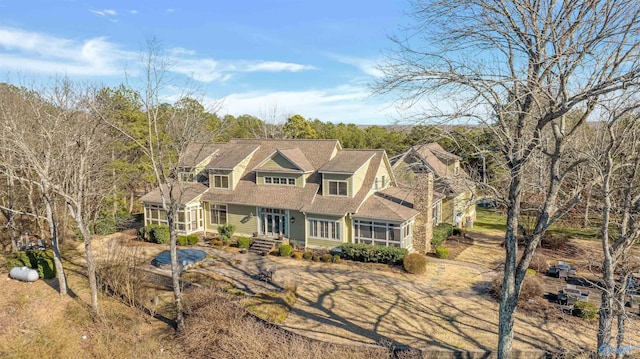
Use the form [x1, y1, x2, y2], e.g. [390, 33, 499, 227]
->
[140, 139, 443, 251]
[391, 143, 476, 227]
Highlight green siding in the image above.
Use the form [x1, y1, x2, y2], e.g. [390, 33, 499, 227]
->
[256, 172, 303, 187]
[288, 210, 306, 245]
[227, 204, 257, 236]
[261, 153, 297, 170]
[307, 238, 343, 249]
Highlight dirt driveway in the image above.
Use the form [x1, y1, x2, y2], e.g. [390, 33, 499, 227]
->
[190, 246, 597, 352]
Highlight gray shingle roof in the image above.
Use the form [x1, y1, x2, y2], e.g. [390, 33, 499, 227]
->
[354, 194, 419, 222]
[206, 143, 260, 170]
[179, 143, 222, 167]
[318, 150, 375, 174]
[139, 182, 208, 206]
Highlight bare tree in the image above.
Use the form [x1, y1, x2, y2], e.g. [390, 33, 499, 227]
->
[586, 101, 640, 357]
[95, 38, 221, 331]
[375, 1, 640, 357]
[0, 82, 69, 295]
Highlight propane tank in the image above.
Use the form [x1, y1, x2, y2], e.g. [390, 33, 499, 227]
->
[9, 266, 39, 282]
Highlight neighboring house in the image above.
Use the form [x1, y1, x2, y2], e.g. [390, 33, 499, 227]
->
[140, 139, 443, 250]
[391, 143, 476, 227]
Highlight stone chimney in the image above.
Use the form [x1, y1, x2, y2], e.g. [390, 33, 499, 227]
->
[413, 172, 434, 254]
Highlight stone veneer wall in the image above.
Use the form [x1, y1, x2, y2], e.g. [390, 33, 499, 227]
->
[412, 172, 434, 254]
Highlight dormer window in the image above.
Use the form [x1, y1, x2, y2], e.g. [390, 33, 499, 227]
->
[213, 175, 229, 189]
[328, 180, 348, 196]
[265, 176, 296, 186]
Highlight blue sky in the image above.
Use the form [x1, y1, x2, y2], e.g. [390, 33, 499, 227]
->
[0, 0, 409, 125]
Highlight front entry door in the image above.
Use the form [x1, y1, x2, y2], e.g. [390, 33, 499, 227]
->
[260, 208, 286, 236]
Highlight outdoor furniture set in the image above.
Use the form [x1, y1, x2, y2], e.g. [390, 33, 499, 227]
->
[547, 261, 577, 279]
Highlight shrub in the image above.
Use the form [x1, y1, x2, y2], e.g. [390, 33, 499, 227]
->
[321, 253, 333, 262]
[525, 268, 537, 276]
[311, 253, 321, 262]
[6, 251, 30, 269]
[435, 246, 450, 259]
[291, 251, 303, 260]
[217, 224, 236, 243]
[211, 240, 224, 246]
[302, 251, 313, 260]
[177, 236, 189, 246]
[177, 234, 198, 246]
[332, 255, 341, 263]
[432, 223, 453, 248]
[7, 250, 56, 279]
[278, 245, 293, 257]
[541, 233, 569, 250]
[490, 271, 544, 302]
[139, 224, 157, 242]
[150, 225, 170, 244]
[403, 253, 428, 274]
[528, 252, 549, 272]
[339, 243, 408, 265]
[94, 215, 117, 235]
[237, 237, 251, 249]
[573, 301, 597, 320]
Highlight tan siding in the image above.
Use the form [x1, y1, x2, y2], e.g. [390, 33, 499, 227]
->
[321, 173, 351, 197]
[442, 198, 454, 224]
[231, 153, 254, 190]
[227, 204, 257, 236]
[373, 158, 392, 191]
[351, 158, 371, 196]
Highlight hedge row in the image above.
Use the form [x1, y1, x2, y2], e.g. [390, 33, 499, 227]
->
[177, 234, 199, 246]
[7, 250, 56, 279]
[339, 243, 408, 265]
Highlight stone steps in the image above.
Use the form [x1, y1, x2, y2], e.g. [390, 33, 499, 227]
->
[249, 237, 283, 255]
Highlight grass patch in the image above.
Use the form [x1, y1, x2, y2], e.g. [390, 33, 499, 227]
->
[182, 271, 234, 290]
[244, 286, 297, 324]
[473, 207, 600, 241]
[472, 207, 507, 233]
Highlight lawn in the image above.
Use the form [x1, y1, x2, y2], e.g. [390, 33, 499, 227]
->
[472, 206, 600, 241]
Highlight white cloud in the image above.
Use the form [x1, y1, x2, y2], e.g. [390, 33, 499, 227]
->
[0, 27, 134, 76]
[129, 10, 138, 15]
[90, 9, 117, 17]
[328, 54, 384, 78]
[244, 61, 316, 73]
[166, 8, 175, 13]
[209, 85, 397, 125]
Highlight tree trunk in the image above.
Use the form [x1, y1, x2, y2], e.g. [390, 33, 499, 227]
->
[497, 172, 523, 359]
[583, 185, 591, 227]
[167, 210, 184, 331]
[44, 194, 67, 296]
[129, 189, 134, 214]
[77, 219, 99, 315]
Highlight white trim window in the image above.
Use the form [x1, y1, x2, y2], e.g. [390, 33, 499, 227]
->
[432, 201, 442, 226]
[308, 218, 341, 241]
[328, 180, 348, 196]
[264, 176, 296, 186]
[145, 204, 168, 226]
[213, 175, 229, 189]
[354, 220, 405, 247]
[210, 204, 227, 225]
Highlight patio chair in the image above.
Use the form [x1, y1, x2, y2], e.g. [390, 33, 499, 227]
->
[566, 284, 577, 290]
[37, 239, 45, 250]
